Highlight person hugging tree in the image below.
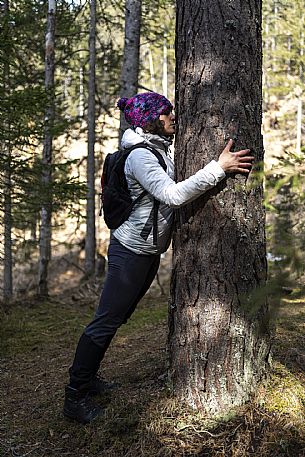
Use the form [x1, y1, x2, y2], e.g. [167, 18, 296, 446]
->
[63, 92, 254, 424]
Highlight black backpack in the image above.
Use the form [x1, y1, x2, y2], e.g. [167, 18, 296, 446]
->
[100, 142, 167, 240]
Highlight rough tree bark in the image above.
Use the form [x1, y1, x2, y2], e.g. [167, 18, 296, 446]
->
[119, 0, 142, 141]
[38, 0, 56, 296]
[85, 0, 96, 277]
[2, 0, 13, 301]
[169, 0, 271, 415]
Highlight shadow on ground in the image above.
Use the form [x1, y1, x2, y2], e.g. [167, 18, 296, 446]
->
[0, 288, 304, 457]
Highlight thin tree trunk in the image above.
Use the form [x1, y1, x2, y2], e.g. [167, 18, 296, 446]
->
[287, 35, 291, 77]
[38, 0, 56, 296]
[271, 0, 278, 72]
[169, 0, 271, 416]
[3, 142, 12, 302]
[85, 0, 96, 277]
[147, 44, 156, 92]
[31, 221, 37, 241]
[79, 64, 84, 118]
[2, 0, 12, 302]
[296, 27, 304, 155]
[119, 0, 142, 142]
[296, 96, 302, 156]
[263, 14, 270, 108]
[162, 35, 168, 98]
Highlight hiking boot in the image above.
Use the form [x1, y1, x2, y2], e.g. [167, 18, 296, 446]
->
[88, 374, 120, 396]
[63, 385, 102, 424]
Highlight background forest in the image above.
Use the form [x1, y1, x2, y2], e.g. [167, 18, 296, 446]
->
[0, 1, 304, 456]
[0, 0, 176, 299]
[0, 0, 304, 299]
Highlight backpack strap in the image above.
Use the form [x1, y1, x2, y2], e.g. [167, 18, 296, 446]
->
[125, 142, 167, 171]
[124, 142, 167, 210]
[152, 200, 160, 245]
[141, 145, 167, 245]
[130, 189, 147, 207]
[125, 143, 168, 246]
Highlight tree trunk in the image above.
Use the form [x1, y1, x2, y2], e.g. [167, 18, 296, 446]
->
[296, 96, 302, 156]
[2, 0, 12, 302]
[162, 35, 168, 98]
[287, 35, 291, 77]
[147, 44, 156, 92]
[296, 27, 304, 156]
[79, 63, 84, 118]
[169, 0, 271, 416]
[271, 0, 278, 72]
[38, 0, 56, 296]
[263, 13, 270, 108]
[85, 0, 96, 277]
[119, 0, 142, 141]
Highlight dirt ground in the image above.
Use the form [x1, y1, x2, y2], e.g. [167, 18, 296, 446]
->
[0, 273, 305, 457]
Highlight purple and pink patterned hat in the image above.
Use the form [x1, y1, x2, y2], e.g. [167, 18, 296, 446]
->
[117, 92, 173, 129]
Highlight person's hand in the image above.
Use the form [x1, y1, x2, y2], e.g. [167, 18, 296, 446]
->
[218, 139, 254, 174]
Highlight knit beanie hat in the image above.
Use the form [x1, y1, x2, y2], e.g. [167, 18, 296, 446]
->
[117, 92, 173, 129]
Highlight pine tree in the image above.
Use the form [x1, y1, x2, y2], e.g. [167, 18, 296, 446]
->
[262, 0, 304, 285]
[85, 0, 97, 277]
[1, 0, 13, 302]
[119, 0, 142, 140]
[169, 0, 271, 415]
[38, 0, 56, 297]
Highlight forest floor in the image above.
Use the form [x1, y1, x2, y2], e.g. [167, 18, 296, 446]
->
[0, 273, 305, 457]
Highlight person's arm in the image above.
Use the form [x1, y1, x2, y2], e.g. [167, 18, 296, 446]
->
[127, 140, 254, 208]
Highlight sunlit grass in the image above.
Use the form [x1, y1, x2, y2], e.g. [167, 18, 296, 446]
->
[1, 292, 304, 456]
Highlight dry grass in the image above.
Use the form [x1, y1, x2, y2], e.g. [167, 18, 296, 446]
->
[0, 287, 304, 457]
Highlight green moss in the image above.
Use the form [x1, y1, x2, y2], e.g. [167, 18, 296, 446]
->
[0, 297, 168, 357]
[0, 302, 90, 357]
[119, 300, 168, 336]
[259, 363, 305, 426]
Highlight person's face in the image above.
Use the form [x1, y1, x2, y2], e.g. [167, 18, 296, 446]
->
[159, 111, 175, 136]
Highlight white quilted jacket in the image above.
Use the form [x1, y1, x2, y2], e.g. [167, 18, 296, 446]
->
[113, 128, 225, 255]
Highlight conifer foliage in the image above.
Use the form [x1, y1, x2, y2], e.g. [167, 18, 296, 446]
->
[0, 0, 302, 301]
[0, 1, 89, 299]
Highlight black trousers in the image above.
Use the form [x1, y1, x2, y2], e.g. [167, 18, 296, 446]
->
[69, 237, 160, 389]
